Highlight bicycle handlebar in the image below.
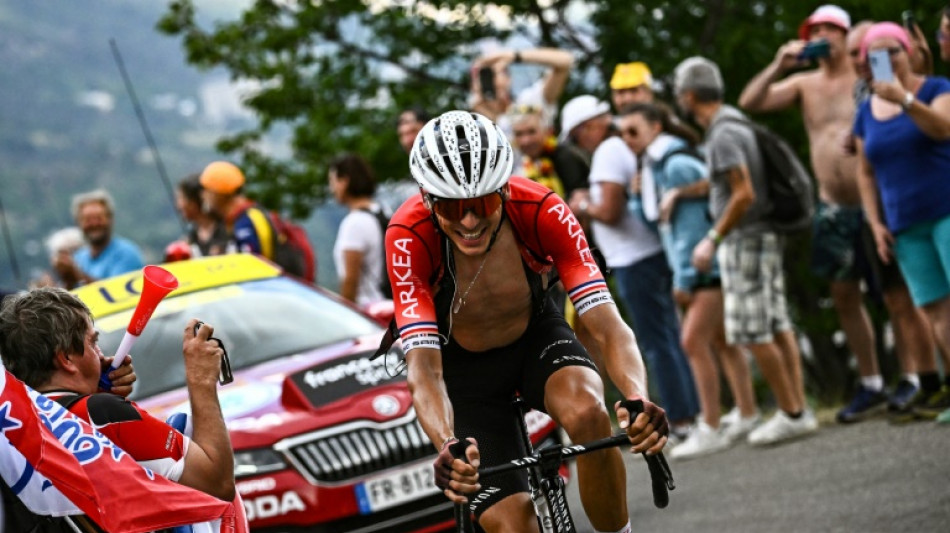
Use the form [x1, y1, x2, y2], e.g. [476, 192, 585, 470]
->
[475, 432, 631, 478]
[450, 399, 675, 510]
[474, 431, 675, 509]
[450, 399, 675, 532]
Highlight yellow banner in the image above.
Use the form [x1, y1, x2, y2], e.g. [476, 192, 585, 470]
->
[73, 254, 281, 318]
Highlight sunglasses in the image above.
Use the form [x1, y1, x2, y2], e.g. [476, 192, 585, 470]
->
[620, 127, 640, 138]
[512, 103, 543, 115]
[937, 29, 950, 43]
[427, 191, 504, 222]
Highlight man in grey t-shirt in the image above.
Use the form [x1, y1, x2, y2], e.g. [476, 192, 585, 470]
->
[673, 56, 818, 446]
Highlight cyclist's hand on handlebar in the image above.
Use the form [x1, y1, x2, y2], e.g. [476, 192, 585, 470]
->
[433, 437, 481, 504]
[615, 398, 668, 456]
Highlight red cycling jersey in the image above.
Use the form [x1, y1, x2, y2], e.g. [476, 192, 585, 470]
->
[46, 391, 189, 482]
[385, 176, 612, 353]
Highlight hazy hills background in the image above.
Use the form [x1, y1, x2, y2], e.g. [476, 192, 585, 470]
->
[0, 0, 346, 290]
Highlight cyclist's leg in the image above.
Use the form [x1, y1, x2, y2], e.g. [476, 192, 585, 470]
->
[520, 303, 628, 532]
[440, 337, 537, 531]
[545, 366, 628, 532]
[477, 493, 538, 533]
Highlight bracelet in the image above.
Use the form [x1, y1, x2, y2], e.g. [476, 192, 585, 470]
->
[707, 228, 723, 245]
[441, 436, 458, 450]
[513, 51, 523, 63]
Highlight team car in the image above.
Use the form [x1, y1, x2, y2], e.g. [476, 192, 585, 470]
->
[73, 254, 562, 532]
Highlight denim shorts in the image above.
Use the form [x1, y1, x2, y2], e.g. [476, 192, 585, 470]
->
[811, 203, 866, 281]
[811, 202, 905, 292]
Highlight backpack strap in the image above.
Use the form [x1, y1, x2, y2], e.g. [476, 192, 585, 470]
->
[657, 146, 704, 169]
[224, 197, 256, 225]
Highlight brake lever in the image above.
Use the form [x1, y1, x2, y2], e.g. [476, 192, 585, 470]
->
[448, 439, 475, 533]
[618, 399, 675, 509]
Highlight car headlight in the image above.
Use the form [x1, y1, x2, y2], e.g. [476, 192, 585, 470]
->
[234, 448, 287, 477]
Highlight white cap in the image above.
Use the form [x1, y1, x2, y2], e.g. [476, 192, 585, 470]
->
[559, 95, 610, 141]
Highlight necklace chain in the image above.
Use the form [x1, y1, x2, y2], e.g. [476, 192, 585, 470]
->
[453, 254, 489, 314]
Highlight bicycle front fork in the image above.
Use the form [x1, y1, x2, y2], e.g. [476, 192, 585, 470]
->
[534, 445, 575, 533]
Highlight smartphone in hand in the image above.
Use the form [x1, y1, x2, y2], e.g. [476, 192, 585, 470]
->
[798, 39, 830, 61]
[478, 66, 496, 101]
[868, 49, 894, 83]
[901, 10, 916, 32]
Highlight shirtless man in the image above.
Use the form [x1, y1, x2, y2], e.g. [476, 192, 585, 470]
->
[387, 111, 667, 533]
[739, 6, 933, 422]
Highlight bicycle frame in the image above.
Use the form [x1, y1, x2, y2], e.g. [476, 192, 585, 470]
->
[514, 396, 571, 533]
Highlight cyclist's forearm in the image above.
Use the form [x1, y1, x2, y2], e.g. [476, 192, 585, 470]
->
[602, 330, 649, 400]
[582, 305, 649, 399]
[406, 348, 456, 450]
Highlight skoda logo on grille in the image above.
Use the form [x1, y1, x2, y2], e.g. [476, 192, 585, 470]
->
[372, 394, 400, 416]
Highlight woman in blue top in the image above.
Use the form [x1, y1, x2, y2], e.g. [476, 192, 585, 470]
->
[854, 22, 950, 421]
[619, 102, 760, 458]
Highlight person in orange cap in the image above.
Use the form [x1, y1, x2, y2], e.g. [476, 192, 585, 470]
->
[200, 161, 278, 263]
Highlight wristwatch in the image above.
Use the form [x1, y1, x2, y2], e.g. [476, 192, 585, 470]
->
[901, 91, 915, 111]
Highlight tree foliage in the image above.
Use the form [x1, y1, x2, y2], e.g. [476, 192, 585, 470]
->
[159, 0, 943, 216]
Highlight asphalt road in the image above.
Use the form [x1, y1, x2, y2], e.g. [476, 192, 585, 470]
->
[565, 415, 950, 533]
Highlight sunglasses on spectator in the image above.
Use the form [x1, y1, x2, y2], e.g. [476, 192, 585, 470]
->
[620, 127, 640, 138]
[937, 29, 950, 43]
[512, 104, 543, 115]
[426, 191, 504, 221]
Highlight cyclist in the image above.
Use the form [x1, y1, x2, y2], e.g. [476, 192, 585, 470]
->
[385, 110, 668, 533]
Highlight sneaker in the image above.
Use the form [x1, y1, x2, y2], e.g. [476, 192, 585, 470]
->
[747, 410, 818, 446]
[670, 422, 730, 460]
[666, 423, 691, 448]
[911, 386, 950, 420]
[801, 408, 819, 432]
[889, 388, 935, 423]
[720, 410, 762, 443]
[836, 385, 888, 423]
[720, 406, 741, 428]
[888, 379, 919, 412]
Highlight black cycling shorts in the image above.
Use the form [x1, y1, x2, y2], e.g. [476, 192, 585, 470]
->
[440, 297, 599, 519]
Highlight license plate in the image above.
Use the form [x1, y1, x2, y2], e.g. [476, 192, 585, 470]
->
[355, 461, 440, 514]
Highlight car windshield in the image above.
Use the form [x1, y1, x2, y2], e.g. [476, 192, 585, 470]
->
[94, 277, 381, 399]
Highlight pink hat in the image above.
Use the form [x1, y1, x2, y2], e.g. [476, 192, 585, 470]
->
[860, 22, 912, 60]
[798, 5, 851, 40]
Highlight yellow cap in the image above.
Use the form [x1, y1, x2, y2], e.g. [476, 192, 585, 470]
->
[199, 161, 245, 194]
[610, 62, 653, 90]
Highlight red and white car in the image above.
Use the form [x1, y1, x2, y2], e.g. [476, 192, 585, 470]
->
[74, 254, 562, 532]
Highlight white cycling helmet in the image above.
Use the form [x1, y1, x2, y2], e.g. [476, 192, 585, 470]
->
[409, 110, 514, 199]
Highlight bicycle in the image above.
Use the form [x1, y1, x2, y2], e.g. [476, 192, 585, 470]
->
[450, 398, 675, 533]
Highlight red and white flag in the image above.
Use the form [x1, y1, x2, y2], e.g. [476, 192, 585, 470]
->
[0, 368, 247, 533]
